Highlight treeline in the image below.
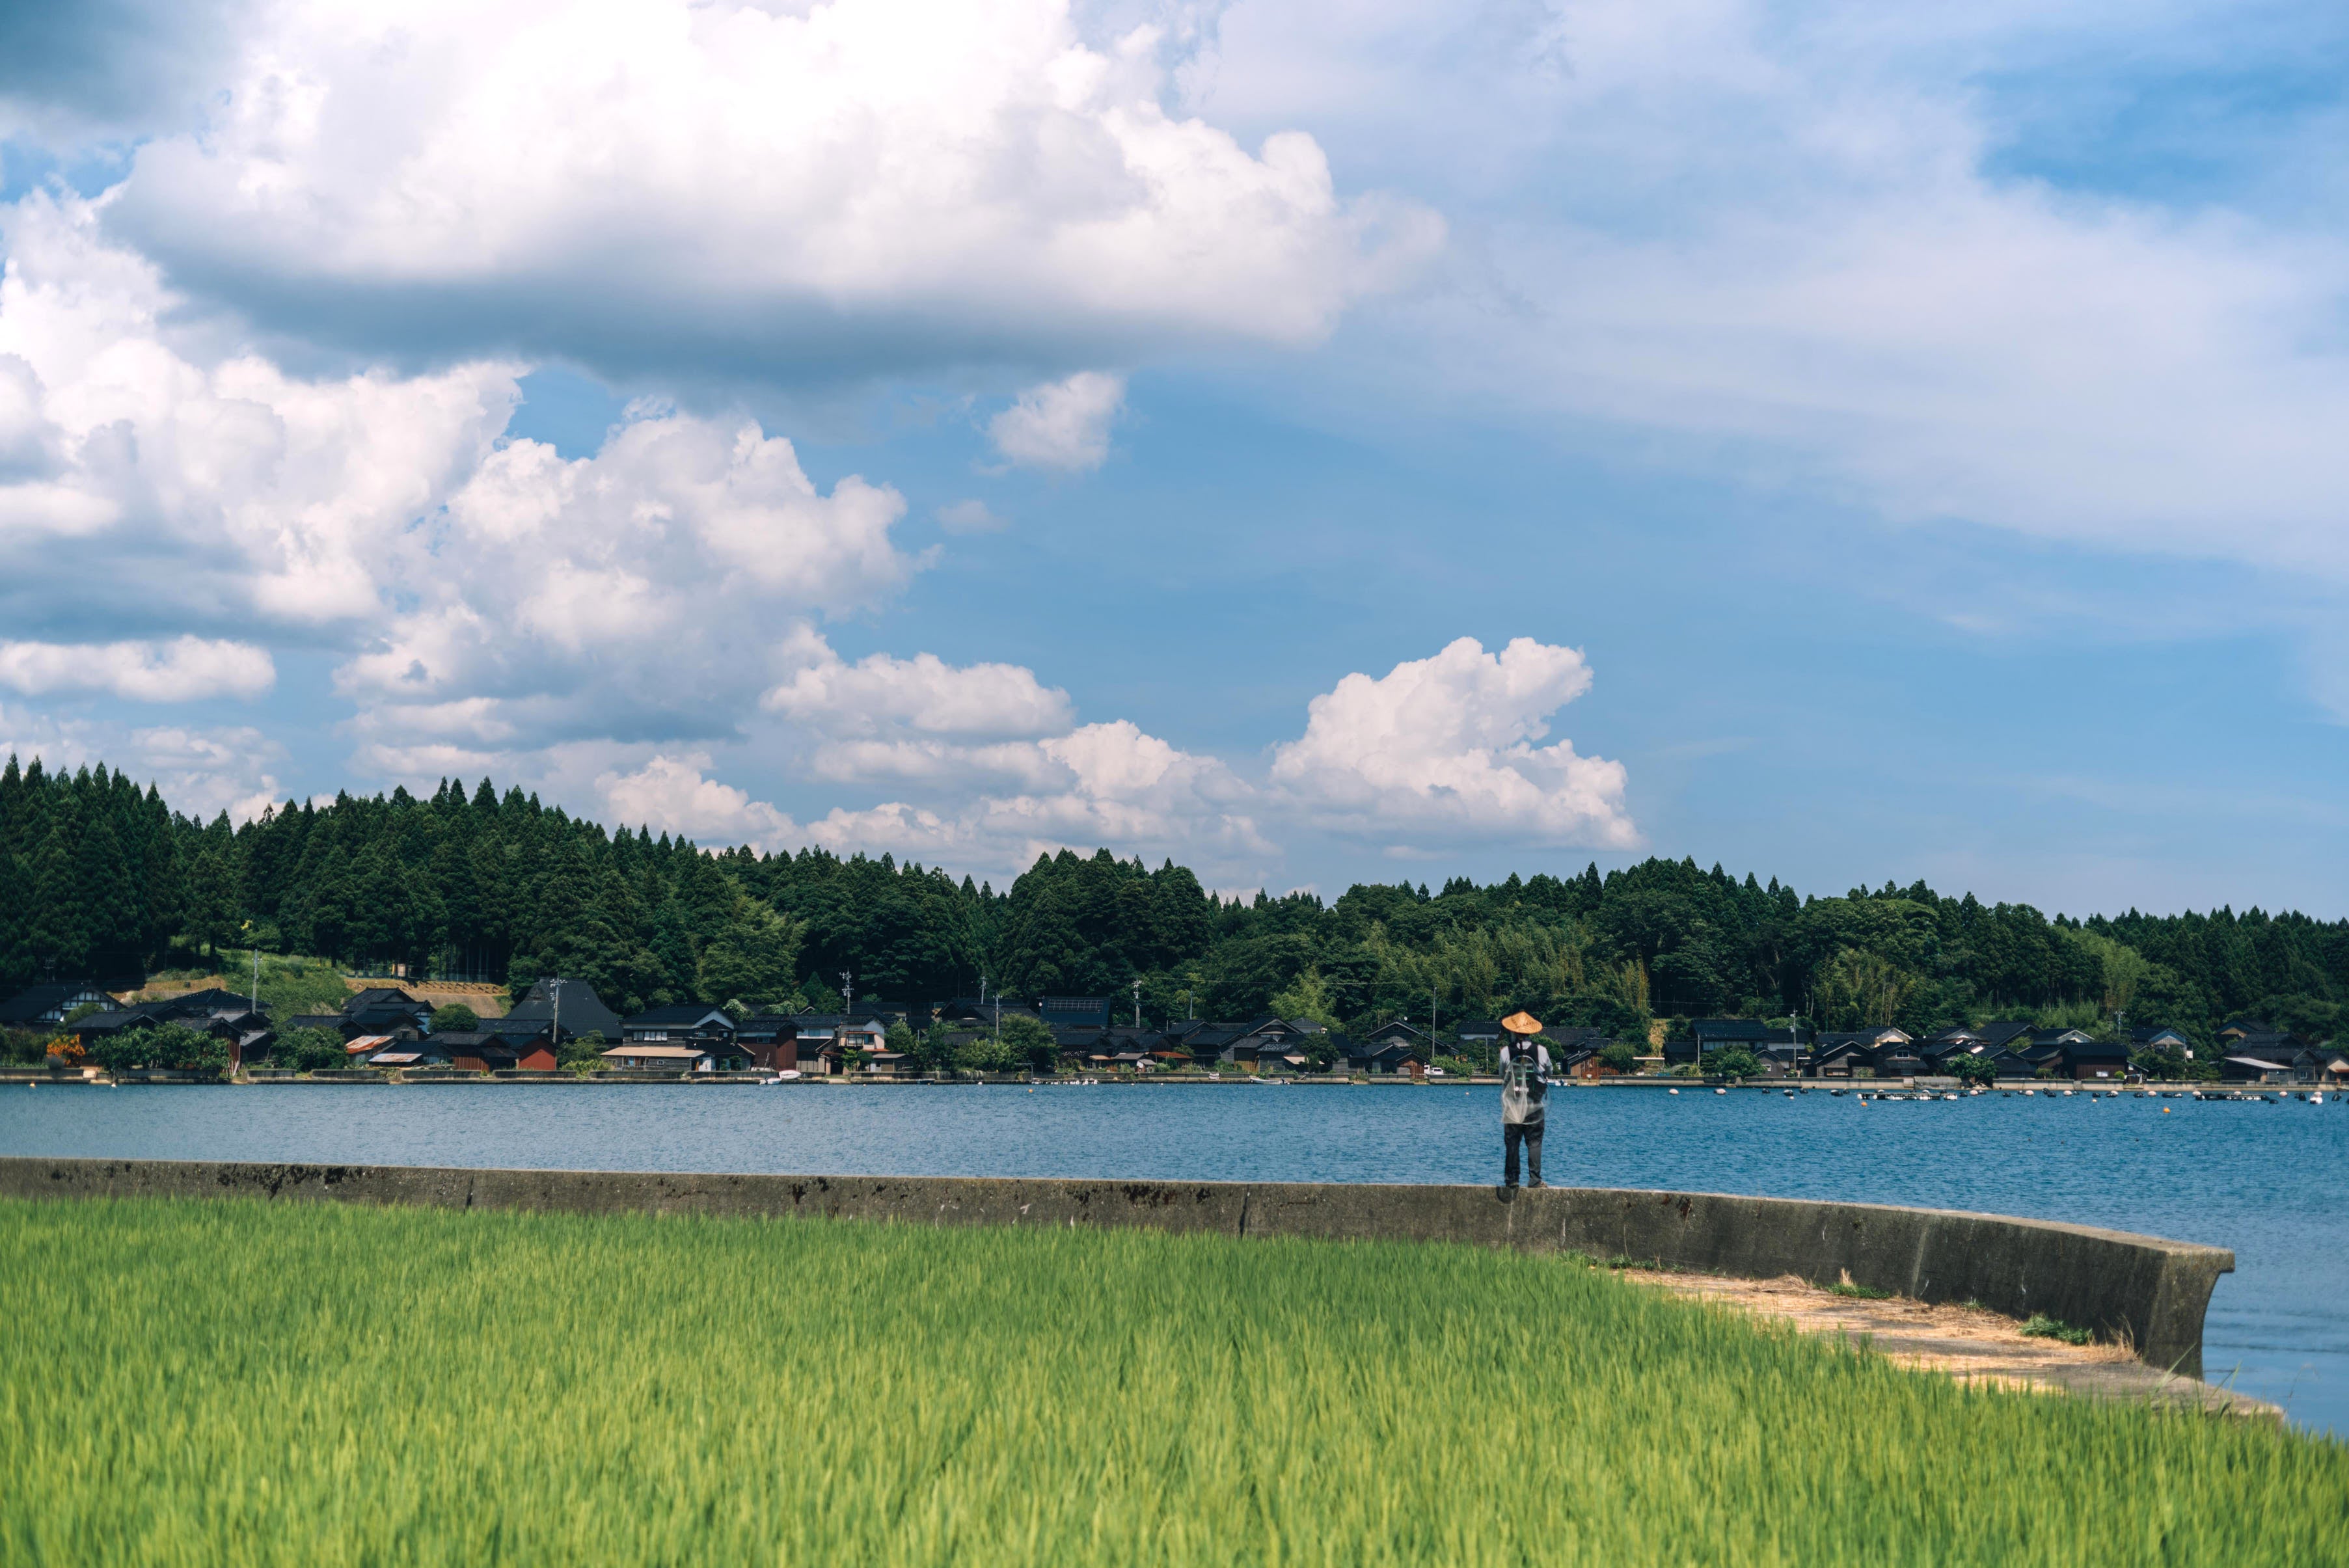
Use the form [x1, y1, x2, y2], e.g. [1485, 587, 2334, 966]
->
[3, 755, 2346, 1049]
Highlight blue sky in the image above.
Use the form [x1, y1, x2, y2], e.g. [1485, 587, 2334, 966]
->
[1, 0, 2346, 913]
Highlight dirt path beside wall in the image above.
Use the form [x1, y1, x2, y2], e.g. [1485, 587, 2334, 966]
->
[1617, 1267, 2279, 1418]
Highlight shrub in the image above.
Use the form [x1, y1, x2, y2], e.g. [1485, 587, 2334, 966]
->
[1702, 1046, 1762, 1079]
[2020, 1314, 2095, 1345]
[988, 1012, 1058, 1073]
[1598, 1040, 1640, 1074]
[92, 1023, 228, 1077]
[275, 1027, 347, 1073]
[1946, 1053, 1996, 1087]
[430, 1003, 480, 1033]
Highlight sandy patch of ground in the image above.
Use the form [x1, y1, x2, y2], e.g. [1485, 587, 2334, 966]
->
[1616, 1267, 2279, 1420]
[342, 979, 508, 1016]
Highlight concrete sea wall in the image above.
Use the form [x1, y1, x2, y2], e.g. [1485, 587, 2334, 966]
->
[0, 1157, 2231, 1377]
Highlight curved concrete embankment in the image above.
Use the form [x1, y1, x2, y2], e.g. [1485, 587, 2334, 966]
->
[0, 1157, 2232, 1377]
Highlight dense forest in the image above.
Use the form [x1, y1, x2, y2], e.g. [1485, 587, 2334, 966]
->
[3, 755, 2344, 1050]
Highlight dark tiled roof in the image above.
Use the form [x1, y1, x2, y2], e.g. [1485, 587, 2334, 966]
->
[72, 1008, 164, 1034]
[0, 982, 112, 1023]
[505, 980, 626, 1041]
[622, 1004, 734, 1027]
[1971, 1021, 2034, 1048]
[343, 988, 419, 1013]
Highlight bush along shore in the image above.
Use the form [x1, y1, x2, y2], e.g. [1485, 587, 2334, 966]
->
[1, 1195, 2342, 1565]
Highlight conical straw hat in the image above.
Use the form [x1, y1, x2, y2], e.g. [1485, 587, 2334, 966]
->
[1500, 1010, 1542, 1036]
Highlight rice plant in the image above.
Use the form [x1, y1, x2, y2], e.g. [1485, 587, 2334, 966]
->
[0, 1196, 2340, 1566]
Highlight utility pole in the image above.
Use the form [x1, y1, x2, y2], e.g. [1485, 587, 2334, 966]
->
[1132, 978, 1142, 1029]
[841, 971, 854, 1016]
[550, 977, 565, 1053]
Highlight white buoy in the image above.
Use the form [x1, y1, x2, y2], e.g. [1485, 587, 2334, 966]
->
[1668, 1088, 1679, 1095]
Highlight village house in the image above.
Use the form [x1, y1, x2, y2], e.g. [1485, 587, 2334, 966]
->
[618, 1004, 737, 1048]
[2055, 1036, 2132, 1080]
[0, 981, 116, 1030]
[603, 1005, 748, 1072]
[1039, 995, 1113, 1029]
[801, 1014, 893, 1075]
[1344, 1038, 1428, 1076]
[504, 978, 625, 1044]
[734, 1014, 800, 1072]
[343, 988, 435, 1038]
[72, 988, 274, 1068]
[432, 1021, 559, 1073]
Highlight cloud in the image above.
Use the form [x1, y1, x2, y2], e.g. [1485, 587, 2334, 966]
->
[763, 635, 1074, 740]
[597, 753, 801, 850]
[934, 498, 1005, 534]
[593, 636, 1633, 884]
[0, 192, 519, 642]
[1271, 636, 1637, 848]
[0, 637, 275, 701]
[610, 718, 1270, 883]
[92, 0, 1441, 386]
[0, 0, 252, 141]
[1191, 0, 2349, 586]
[988, 371, 1125, 470]
[0, 705, 284, 822]
[0, 195, 921, 764]
[336, 413, 916, 755]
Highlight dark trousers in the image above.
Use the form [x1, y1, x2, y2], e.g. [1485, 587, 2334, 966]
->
[1503, 1122, 1543, 1187]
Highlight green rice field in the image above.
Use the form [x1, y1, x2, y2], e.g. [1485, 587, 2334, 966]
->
[1, 1196, 2342, 1566]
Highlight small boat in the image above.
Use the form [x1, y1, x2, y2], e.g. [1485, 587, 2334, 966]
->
[1942, 1093, 1959, 1101]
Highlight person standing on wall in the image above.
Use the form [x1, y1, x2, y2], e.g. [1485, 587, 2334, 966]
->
[1498, 1010, 1549, 1189]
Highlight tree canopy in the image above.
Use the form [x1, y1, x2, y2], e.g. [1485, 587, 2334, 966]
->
[3, 755, 2344, 1050]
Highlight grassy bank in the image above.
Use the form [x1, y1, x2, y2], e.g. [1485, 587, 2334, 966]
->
[1, 1198, 2341, 1565]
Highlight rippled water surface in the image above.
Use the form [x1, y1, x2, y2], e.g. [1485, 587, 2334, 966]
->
[4, 1081, 2342, 1435]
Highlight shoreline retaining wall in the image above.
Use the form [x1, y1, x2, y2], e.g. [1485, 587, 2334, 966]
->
[0, 1157, 2231, 1377]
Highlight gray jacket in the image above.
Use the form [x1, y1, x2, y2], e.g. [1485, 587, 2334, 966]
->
[1499, 1044, 1550, 1126]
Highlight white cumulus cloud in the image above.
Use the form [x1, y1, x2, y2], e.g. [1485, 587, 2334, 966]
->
[1271, 636, 1637, 849]
[598, 753, 802, 850]
[763, 635, 1074, 740]
[94, 0, 1440, 385]
[988, 371, 1125, 471]
[0, 637, 275, 701]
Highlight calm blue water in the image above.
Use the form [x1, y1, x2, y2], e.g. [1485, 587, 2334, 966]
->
[3, 1081, 2343, 1436]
